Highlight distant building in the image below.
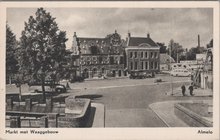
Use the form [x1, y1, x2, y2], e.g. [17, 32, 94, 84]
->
[160, 54, 175, 71]
[192, 48, 213, 89]
[71, 31, 126, 79]
[196, 54, 206, 64]
[125, 33, 160, 75]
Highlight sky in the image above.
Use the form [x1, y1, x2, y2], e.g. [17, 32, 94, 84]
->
[7, 8, 213, 49]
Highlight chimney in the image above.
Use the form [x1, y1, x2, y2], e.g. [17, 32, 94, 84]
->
[128, 31, 131, 38]
[147, 33, 150, 38]
[115, 30, 117, 34]
[198, 34, 200, 48]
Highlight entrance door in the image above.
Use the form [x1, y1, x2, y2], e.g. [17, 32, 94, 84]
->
[112, 70, 116, 77]
[83, 69, 89, 78]
[118, 70, 121, 77]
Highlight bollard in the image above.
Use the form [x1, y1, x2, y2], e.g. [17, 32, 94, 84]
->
[10, 116, 21, 128]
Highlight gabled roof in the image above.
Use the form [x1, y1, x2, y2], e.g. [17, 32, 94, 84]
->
[160, 54, 175, 64]
[127, 37, 158, 47]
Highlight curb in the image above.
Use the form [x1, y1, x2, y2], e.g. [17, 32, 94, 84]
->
[91, 103, 105, 127]
[149, 104, 170, 127]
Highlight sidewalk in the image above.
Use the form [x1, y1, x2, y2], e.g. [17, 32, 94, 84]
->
[90, 103, 105, 127]
[166, 87, 213, 97]
[149, 100, 212, 127]
[149, 101, 188, 127]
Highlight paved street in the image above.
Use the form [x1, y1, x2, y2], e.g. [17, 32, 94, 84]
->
[6, 75, 212, 127]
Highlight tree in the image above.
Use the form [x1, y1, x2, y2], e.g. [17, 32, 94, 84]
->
[18, 8, 68, 102]
[157, 42, 167, 53]
[207, 39, 213, 48]
[185, 45, 206, 60]
[168, 39, 184, 63]
[6, 24, 19, 84]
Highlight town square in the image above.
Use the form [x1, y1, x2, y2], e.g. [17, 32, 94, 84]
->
[5, 7, 214, 128]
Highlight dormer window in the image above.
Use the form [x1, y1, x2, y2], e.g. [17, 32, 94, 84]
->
[130, 52, 133, 58]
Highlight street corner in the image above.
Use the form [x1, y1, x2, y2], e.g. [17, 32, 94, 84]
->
[149, 101, 189, 127]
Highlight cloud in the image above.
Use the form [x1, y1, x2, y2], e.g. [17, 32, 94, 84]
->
[7, 8, 213, 49]
[59, 14, 86, 27]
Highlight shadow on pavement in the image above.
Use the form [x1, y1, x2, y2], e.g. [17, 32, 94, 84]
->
[86, 107, 96, 127]
[76, 94, 103, 100]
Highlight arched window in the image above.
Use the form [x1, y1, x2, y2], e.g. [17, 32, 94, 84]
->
[83, 69, 89, 78]
[101, 68, 105, 74]
[92, 68, 98, 77]
[90, 45, 99, 54]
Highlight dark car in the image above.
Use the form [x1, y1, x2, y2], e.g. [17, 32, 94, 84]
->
[28, 80, 67, 93]
[129, 72, 155, 79]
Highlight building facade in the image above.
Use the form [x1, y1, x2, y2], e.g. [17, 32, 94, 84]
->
[160, 54, 175, 71]
[125, 33, 160, 75]
[71, 31, 126, 79]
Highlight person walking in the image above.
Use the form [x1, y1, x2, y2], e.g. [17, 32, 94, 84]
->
[181, 84, 186, 96]
[188, 83, 194, 96]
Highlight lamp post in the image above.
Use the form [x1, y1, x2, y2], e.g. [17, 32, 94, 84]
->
[169, 47, 174, 95]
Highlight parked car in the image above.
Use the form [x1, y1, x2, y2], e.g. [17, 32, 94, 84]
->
[170, 69, 191, 77]
[28, 80, 67, 93]
[129, 72, 154, 79]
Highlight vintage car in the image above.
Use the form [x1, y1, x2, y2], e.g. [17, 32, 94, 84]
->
[28, 80, 67, 93]
[170, 69, 191, 77]
[129, 72, 155, 79]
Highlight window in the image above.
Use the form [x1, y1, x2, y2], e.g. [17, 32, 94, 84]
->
[135, 62, 138, 70]
[145, 52, 148, 58]
[141, 61, 144, 69]
[154, 62, 158, 69]
[134, 52, 137, 58]
[145, 62, 148, 70]
[150, 62, 154, 69]
[99, 56, 103, 64]
[110, 56, 114, 64]
[130, 62, 133, 70]
[130, 52, 133, 58]
[101, 68, 105, 74]
[151, 52, 154, 58]
[141, 52, 144, 58]
[120, 56, 124, 64]
[154, 52, 158, 58]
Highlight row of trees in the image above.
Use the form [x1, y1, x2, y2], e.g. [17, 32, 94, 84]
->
[6, 8, 71, 102]
[157, 38, 213, 62]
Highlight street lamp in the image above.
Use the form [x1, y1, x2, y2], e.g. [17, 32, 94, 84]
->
[169, 48, 174, 96]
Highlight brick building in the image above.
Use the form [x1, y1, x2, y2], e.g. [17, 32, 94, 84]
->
[71, 31, 126, 79]
[125, 33, 160, 75]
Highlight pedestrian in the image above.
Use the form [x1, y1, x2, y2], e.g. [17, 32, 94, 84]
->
[181, 84, 186, 96]
[188, 83, 194, 96]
